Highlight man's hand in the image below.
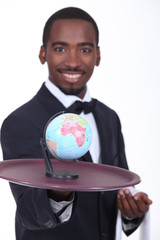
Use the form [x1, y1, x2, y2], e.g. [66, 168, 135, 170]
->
[48, 190, 73, 202]
[117, 189, 152, 219]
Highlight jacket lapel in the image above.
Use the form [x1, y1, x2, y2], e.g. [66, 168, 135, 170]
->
[36, 83, 67, 119]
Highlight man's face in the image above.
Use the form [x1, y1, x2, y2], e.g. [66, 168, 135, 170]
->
[39, 19, 100, 99]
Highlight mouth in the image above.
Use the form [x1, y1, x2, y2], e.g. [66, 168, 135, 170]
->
[62, 73, 82, 83]
[58, 68, 84, 83]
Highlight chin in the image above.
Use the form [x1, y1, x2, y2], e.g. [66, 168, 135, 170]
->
[58, 86, 85, 97]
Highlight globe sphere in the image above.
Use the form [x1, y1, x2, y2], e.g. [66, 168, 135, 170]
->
[45, 112, 92, 160]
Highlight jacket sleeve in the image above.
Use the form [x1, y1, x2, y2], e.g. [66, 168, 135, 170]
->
[0, 114, 61, 230]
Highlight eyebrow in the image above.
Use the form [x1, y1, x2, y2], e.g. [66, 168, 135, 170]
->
[78, 42, 94, 48]
[51, 41, 95, 48]
[51, 42, 67, 47]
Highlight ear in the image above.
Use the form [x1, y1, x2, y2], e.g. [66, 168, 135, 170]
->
[96, 46, 101, 66]
[39, 45, 46, 64]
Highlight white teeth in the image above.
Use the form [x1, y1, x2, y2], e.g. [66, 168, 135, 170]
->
[63, 73, 81, 79]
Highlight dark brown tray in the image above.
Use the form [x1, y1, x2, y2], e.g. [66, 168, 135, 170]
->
[0, 159, 140, 191]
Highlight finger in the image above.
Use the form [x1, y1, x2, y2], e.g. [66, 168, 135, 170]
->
[117, 190, 135, 218]
[133, 193, 152, 214]
[117, 192, 123, 211]
[117, 190, 128, 216]
[141, 195, 153, 205]
[123, 189, 143, 218]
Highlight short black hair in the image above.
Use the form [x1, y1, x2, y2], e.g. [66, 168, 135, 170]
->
[42, 7, 99, 48]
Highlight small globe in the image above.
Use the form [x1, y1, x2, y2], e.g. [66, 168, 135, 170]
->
[45, 112, 92, 161]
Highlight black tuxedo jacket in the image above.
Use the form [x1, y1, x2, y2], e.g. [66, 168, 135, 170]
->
[1, 84, 139, 240]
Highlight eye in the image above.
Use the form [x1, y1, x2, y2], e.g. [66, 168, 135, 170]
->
[54, 47, 65, 52]
[80, 48, 91, 53]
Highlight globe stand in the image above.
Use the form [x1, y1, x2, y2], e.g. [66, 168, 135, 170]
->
[40, 138, 78, 179]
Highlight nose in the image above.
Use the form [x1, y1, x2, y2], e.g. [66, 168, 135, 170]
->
[65, 50, 81, 69]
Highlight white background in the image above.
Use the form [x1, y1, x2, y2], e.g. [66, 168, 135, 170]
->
[0, 0, 159, 239]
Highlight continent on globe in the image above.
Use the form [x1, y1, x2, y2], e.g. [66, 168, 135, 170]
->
[61, 122, 86, 147]
[46, 139, 58, 158]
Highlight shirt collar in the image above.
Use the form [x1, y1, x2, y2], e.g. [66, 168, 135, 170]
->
[45, 79, 92, 108]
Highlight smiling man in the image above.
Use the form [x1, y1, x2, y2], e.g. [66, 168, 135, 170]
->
[39, 18, 100, 98]
[1, 7, 152, 240]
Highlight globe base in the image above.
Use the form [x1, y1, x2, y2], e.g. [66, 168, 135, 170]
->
[46, 169, 78, 179]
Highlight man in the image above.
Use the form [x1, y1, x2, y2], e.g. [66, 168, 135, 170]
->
[1, 7, 152, 240]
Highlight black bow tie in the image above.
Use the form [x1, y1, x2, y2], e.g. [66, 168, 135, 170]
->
[67, 99, 97, 114]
